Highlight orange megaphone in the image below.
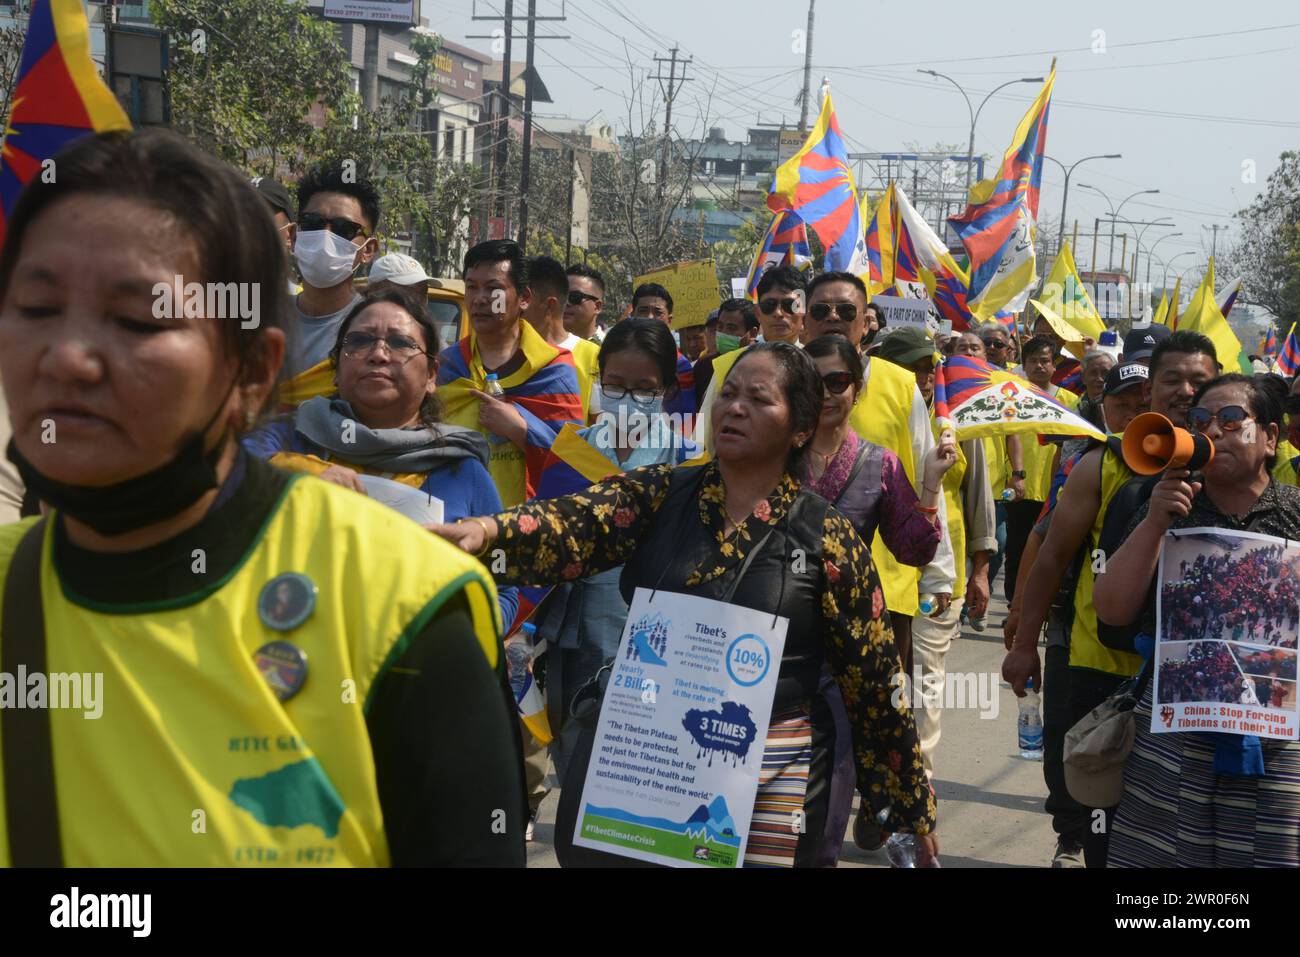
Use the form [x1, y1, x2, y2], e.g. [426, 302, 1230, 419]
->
[1121, 412, 1215, 475]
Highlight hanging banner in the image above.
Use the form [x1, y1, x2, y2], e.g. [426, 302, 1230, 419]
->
[1154, 528, 1299, 741]
[572, 587, 787, 867]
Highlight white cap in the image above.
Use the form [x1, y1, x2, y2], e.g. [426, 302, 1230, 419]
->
[369, 253, 429, 286]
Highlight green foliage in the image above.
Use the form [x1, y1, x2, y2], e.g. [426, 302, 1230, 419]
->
[1223, 150, 1300, 330]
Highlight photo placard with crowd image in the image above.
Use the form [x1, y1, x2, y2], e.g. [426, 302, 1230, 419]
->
[1154, 529, 1300, 741]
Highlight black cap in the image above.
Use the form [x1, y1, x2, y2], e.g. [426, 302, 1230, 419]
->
[250, 175, 294, 219]
[1121, 324, 1170, 361]
[1103, 361, 1149, 397]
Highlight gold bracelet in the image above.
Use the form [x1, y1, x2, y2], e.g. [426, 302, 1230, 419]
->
[460, 517, 495, 558]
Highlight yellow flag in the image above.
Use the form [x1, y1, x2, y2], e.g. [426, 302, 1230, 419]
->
[1167, 276, 1182, 328]
[1177, 259, 1250, 373]
[1152, 290, 1170, 326]
[1040, 241, 1106, 339]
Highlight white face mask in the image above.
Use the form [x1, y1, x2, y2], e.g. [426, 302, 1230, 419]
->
[294, 229, 362, 289]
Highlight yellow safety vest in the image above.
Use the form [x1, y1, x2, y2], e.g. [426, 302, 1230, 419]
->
[276, 359, 335, 409]
[849, 359, 921, 617]
[1273, 440, 1298, 486]
[1021, 387, 1079, 501]
[1069, 444, 1144, 677]
[984, 436, 1010, 498]
[933, 415, 969, 597]
[569, 337, 602, 423]
[0, 476, 500, 867]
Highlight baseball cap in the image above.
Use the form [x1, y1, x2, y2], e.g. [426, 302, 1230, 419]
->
[1103, 361, 1149, 397]
[1121, 324, 1170, 361]
[250, 175, 293, 219]
[369, 253, 430, 286]
[875, 325, 937, 366]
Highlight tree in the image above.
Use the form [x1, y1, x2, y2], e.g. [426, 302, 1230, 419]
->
[0, 3, 28, 140]
[1222, 150, 1300, 330]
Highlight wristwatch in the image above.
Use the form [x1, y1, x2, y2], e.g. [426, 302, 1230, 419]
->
[1011, 469, 1027, 479]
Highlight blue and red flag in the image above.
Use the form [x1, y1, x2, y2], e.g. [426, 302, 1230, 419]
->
[893, 183, 974, 330]
[744, 208, 811, 300]
[947, 61, 1056, 323]
[767, 90, 869, 275]
[933, 353, 1103, 441]
[1276, 323, 1300, 377]
[0, 0, 130, 244]
[863, 184, 897, 296]
[1260, 328, 1278, 357]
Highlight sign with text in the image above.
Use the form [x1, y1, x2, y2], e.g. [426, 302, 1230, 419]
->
[1154, 528, 1298, 741]
[572, 587, 787, 867]
[635, 260, 722, 331]
[322, 0, 417, 25]
[870, 294, 931, 332]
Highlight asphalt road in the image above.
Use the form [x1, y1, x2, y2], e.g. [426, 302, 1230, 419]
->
[524, 571, 1059, 868]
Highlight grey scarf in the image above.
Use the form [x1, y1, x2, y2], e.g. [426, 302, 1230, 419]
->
[295, 396, 490, 474]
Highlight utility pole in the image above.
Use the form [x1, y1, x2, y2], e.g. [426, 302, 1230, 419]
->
[652, 46, 692, 205]
[1204, 223, 1227, 259]
[798, 0, 816, 132]
[361, 24, 380, 110]
[469, 0, 566, 246]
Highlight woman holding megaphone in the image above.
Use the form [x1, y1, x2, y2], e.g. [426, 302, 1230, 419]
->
[1094, 373, 1300, 867]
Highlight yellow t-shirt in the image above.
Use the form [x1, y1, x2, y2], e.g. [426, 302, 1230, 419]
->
[1021, 387, 1079, 501]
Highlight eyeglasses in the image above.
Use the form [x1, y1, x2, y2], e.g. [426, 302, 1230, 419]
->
[809, 302, 859, 323]
[821, 371, 857, 395]
[758, 296, 800, 316]
[298, 212, 370, 241]
[567, 290, 600, 306]
[600, 384, 664, 405]
[985, 339, 1009, 350]
[1186, 405, 1252, 433]
[340, 331, 430, 360]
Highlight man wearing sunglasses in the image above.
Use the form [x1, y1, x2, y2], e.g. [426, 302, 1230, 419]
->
[564, 263, 606, 343]
[1004, 330, 1218, 867]
[806, 272, 957, 670]
[285, 165, 379, 380]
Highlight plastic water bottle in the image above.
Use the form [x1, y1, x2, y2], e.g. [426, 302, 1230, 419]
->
[1000, 488, 1015, 501]
[1018, 676, 1044, 760]
[918, 593, 938, 617]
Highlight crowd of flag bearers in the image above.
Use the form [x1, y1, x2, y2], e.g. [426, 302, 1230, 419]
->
[1, 0, 1297, 871]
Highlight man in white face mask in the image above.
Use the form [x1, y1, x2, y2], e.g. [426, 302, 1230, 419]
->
[286, 165, 380, 378]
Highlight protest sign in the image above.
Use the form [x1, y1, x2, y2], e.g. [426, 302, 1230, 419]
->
[730, 277, 748, 299]
[357, 475, 444, 525]
[870, 294, 931, 332]
[1154, 528, 1299, 741]
[634, 260, 722, 331]
[572, 587, 788, 867]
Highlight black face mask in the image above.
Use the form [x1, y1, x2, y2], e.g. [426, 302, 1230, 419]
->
[8, 387, 235, 537]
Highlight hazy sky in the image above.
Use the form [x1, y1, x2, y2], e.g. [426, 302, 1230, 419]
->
[421, 0, 1297, 285]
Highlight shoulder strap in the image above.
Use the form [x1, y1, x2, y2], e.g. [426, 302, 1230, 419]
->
[1, 517, 61, 866]
[832, 442, 874, 507]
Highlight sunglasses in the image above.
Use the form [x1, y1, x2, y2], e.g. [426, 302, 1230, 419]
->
[821, 371, 857, 395]
[567, 290, 600, 306]
[809, 302, 859, 323]
[298, 211, 370, 241]
[758, 296, 800, 316]
[1186, 405, 1252, 433]
[340, 331, 430, 360]
[985, 339, 1009, 350]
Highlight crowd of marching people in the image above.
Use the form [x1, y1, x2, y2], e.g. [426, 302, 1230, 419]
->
[1, 127, 1298, 871]
[1163, 543, 1300, 647]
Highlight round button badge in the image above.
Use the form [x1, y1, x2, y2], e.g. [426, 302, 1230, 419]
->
[257, 572, 318, 632]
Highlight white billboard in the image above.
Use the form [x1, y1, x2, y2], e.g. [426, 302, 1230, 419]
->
[322, 0, 417, 25]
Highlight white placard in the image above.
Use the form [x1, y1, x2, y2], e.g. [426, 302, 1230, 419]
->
[729, 278, 748, 299]
[1154, 527, 1298, 740]
[357, 474, 444, 526]
[572, 587, 788, 867]
[870, 294, 931, 332]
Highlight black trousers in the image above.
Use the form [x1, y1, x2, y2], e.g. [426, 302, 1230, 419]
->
[1066, 665, 1130, 868]
[1043, 642, 1087, 847]
[1003, 499, 1043, 603]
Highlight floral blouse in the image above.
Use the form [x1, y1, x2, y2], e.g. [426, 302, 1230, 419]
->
[492, 459, 937, 835]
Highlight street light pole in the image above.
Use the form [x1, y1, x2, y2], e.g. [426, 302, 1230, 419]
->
[1146, 231, 1184, 285]
[918, 70, 1043, 191]
[1043, 153, 1121, 252]
[1162, 251, 1196, 291]
[1079, 184, 1158, 271]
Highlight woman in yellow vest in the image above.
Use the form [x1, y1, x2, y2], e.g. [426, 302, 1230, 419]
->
[0, 129, 523, 867]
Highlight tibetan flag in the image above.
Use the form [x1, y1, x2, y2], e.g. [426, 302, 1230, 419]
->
[1277, 323, 1300, 377]
[1216, 275, 1243, 319]
[894, 183, 975, 330]
[932, 353, 1104, 442]
[745, 208, 811, 300]
[1177, 259, 1251, 374]
[0, 0, 131, 244]
[863, 184, 897, 296]
[1260, 327, 1279, 356]
[436, 320, 583, 507]
[1040, 241, 1106, 340]
[992, 306, 1018, 332]
[767, 91, 869, 275]
[948, 61, 1056, 323]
